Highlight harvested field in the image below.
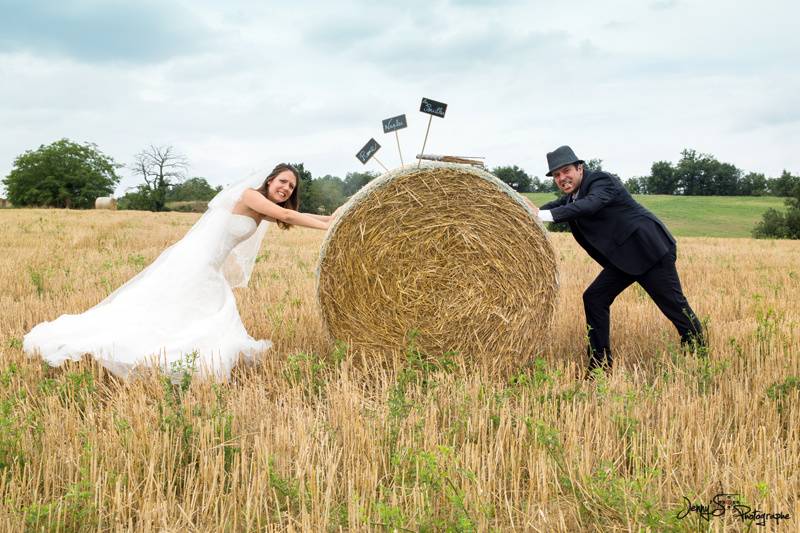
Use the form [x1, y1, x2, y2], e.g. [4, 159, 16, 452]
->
[1, 208, 798, 531]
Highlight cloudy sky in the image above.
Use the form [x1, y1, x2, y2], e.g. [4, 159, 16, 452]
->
[1, 0, 798, 195]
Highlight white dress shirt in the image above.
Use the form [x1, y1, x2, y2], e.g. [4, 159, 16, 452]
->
[538, 193, 576, 222]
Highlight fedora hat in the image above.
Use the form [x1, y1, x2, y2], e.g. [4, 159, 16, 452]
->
[546, 145, 584, 176]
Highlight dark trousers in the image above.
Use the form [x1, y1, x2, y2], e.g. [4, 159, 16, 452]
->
[583, 250, 704, 370]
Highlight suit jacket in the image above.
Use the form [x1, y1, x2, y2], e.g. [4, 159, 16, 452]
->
[541, 169, 675, 276]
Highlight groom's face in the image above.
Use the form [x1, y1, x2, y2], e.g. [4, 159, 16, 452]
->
[551, 164, 583, 195]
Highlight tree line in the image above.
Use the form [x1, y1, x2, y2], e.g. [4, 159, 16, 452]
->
[492, 150, 799, 198]
[0, 139, 378, 215]
[2, 138, 798, 238]
[489, 152, 799, 238]
[625, 149, 798, 197]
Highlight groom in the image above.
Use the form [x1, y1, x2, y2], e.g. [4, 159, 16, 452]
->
[527, 145, 705, 374]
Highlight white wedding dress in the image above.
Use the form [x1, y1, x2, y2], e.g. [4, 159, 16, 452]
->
[24, 179, 273, 381]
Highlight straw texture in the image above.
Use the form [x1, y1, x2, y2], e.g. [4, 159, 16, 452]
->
[317, 163, 558, 364]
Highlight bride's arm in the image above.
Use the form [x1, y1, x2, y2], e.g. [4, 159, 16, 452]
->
[241, 190, 329, 230]
[304, 213, 332, 222]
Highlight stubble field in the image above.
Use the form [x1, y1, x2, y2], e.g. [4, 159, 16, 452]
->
[1, 208, 798, 531]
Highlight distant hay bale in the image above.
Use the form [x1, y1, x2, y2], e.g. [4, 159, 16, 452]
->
[94, 197, 117, 210]
[317, 162, 558, 365]
[0, 198, 9, 208]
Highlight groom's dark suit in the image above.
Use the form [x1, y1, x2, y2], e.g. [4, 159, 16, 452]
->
[541, 169, 704, 370]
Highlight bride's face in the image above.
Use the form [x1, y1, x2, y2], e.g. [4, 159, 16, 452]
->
[267, 170, 297, 204]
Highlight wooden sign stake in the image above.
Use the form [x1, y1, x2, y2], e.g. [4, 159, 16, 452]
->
[373, 156, 389, 172]
[418, 115, 433, 168]
[417, 97, 447, 168]
[395, 131, 404, 168]
[382, 114, 408, 168]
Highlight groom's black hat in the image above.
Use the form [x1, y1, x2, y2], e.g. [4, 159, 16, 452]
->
[546, 145, 584, 176]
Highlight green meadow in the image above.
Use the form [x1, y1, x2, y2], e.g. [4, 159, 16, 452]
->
[525, 193, 787, 238]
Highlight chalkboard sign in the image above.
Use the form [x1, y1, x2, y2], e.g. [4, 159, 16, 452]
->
[382, 114, 408, 133]
[420, 97, 447, 118]
[355, 138, 381, 164]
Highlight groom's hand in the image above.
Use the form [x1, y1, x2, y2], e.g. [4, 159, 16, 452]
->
[523, 197, 539, 216]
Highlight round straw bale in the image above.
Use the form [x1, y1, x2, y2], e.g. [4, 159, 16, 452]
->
[317, 162, 558, 363]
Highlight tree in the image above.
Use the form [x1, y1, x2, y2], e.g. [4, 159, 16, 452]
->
[584, 158, 603, 172]
[492, 165, 532, 192]
[292, 162, 313, 184]
[166, 177, 222, 202]
[673, 149, 742, 196]
[2, 138, 121, 208]
[292, 162, 322, 214]
[711, 161, 741, 195]
[529, 175, 558, 193]
[117, 188, 155, 211]
[313, 175, 346, 214]
[645, 160, 679, 195]
[674, 149, 708, 195]
[753, 181, 800, 239]
[130, 145, 188, 211]
[768, 170, 800, 197]
[624, 177, 646, 194]
[343, 171, 377, 196]
[738, 172, 769, 196]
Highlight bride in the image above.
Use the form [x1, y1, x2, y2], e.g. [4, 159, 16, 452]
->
[24, 163, 333, 381]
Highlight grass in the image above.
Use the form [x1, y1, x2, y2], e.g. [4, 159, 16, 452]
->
[1, 208, 799, 531]
[526, 193, 787, 238]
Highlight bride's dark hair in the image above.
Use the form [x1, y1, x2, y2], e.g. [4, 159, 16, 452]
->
[256, 163, 300, 230]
